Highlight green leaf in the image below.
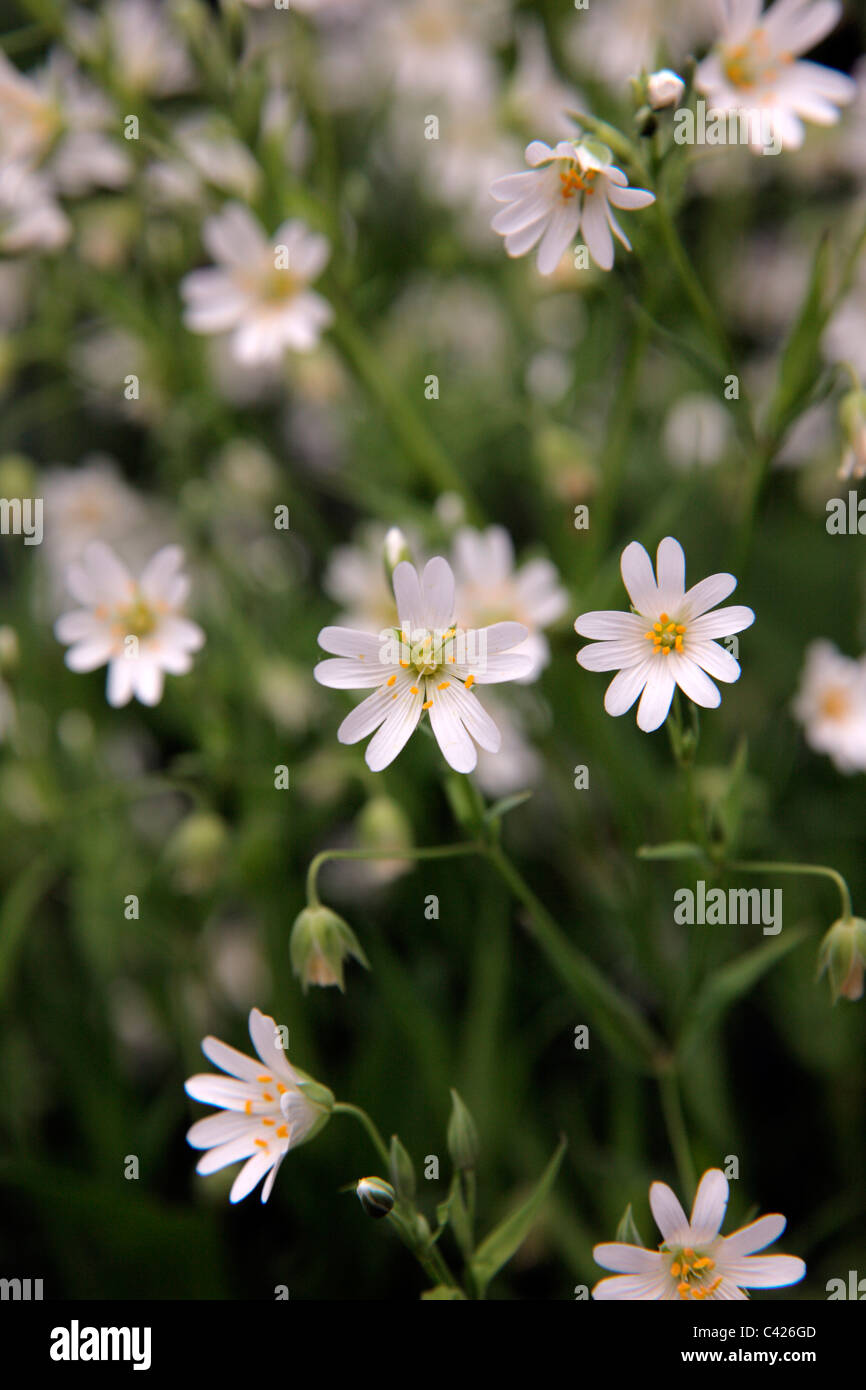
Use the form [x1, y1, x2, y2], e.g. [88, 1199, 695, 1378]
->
[483, 790, 533, 824]
[637, 841, 705, 861]
[615, 1202, 646, 1248]
[764, 233, 831, 446]
[679, 929, 809, 1050]
[470, 1138, 566, 1296]
[421, 1285, 467, 1300]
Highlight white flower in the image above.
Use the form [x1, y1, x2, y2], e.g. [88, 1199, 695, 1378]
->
[696, 0, 855, 152]
[54, 541, 205, 707]
[69, 0, 194, 97]
[379, 0, 505, 109]
[593, 1168, 806, 1300]
[181, 204, 332, 365]
[0, 159, 70, 252]
[647, 68, 686, 110]
[575, 537, 754, 732]
[0, 50, 131, 195]
[314, 556, 532, 773]
[185, 1007, 330, 1205]
[663, 393, 733, 470]
[792, 640, 866, 773]
[451, 525, 568, 681]
[490, 139, 655, 274]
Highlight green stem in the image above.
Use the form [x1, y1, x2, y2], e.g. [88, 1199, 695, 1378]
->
[727, 860, 853, 922]
[306, 842, 483, 907]
[652, 195, 733, 371]
[484, 843, 663, 1070]
[333, 1101, 391, 1168]
[657, 1067, 696, 1201]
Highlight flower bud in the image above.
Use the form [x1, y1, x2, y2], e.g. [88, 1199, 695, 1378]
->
[818, 916, 866, 1002]
[290, 903, 370, 993]
[383, 527, 412, 581]
[647, 68, 686, 110]
[356, 1176, 395, 1219]
[447, 1088, 480, 1170]
[838, 389, 866, 481]
[165, 811, 229, 894]
[389, 1134, 416, 1202]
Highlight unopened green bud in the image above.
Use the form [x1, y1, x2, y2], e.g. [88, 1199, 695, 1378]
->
[447, 1088, 480, 1170]
[818, 917, 866, 1003]
[389, 1134, 416, 1202]
[356, 1176, 395, 1219]
[165, 811, 229, 894]
[290, 903, 370, 993]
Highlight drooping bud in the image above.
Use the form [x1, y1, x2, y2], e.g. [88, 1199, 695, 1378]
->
[290, 903, 370, 993]
[647, 69, 686, 110]
[817, 916, 866, 1002]
[356, 1176, 396, 1219]
[447, 1088, 480, 1171]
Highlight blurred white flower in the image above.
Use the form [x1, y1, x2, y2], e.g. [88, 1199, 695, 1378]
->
[593, 1168, 805, 1299]
[147, 113, 262, 206]
[0, 50, 130, 195]
[647, 69, 686, 110]
[506, 20, 586, 140]
[379, 0, 505, 109]
[68, 0, 194, 96]
[181, 204, 332, 364]
[663, 393, 733, 470]
[0, 160, 70, 252]
[40, 457, 152, 581]
[565, 0, 712, 88]
[55, 542, 205, 707]
[451, 525, 567, 681]
[575, 537, 754, 733]
[491, 140, 655, 274]
[473, 690, 544, 797]
[185, 1007, 331, 1205]
[696, 0, 855, 152]
[792, 641, 866, 773]
[315, 556, 532, 773]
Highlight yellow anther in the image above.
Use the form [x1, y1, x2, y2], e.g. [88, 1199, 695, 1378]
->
[662, 646, 671, 655]
[653, 622, 663, 633]
[465, 674, 475, 689]
[437, 681, 450, 690]
[257, 1074, 272, 1082]
[276, 1124, 288, 1139]
[678, 1282, 691, 1298]
[254, 1138, 268, 1150]
[276, 1084, 287, 1095]
[245, 1100, 253, 1115]
[659, 613, 670, 623]
[387, 674, 397, 686]
[670, 1262, 681, 1277]
[261, 1092, 274, 1102]
[694, 1257, 713, 1270]
[683, 1248, 695, 1259]
[675, 624, 686, 633]
[675, 636, 683, 651]
[708, 1275, 723, 1294]
[422, 700, 433, 710]
[410, 685, 419, 694]
[263, 1118, 275, 1126]
[399, 659, 409, 667]
[645, 631, 654, 640]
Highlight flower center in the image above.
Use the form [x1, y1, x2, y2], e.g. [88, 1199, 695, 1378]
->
[664, 1245, 722, 1300]
[559, 165, 596, 201]
[820, 687, 850, 721]
[120, 596, 158, 639]
[644, 611, 686, 656]
[721, 29, 790, 89]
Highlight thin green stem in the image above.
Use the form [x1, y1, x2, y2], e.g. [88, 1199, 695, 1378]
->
[333, 1101, 391, 1168]
[306, 842, 483, 907]
[484, 843, 663, 1070]
[657, 1067, 696, 1201]
[727, 860, 853, 922]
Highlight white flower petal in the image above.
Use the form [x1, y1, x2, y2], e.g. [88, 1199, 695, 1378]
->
[681, 572, 737, 619]
[593, 1243, 664, 1274]
[106, 658, 135, 707]
[429, 685, 477, 773]
[314, 658, 394, 689]
[688, 639, 741, 683]
[669, 654, 721, 710]
[229, 1149, 276, 1203]
[392, 561, 425, 631]
[201, 1036, 263, 1082]
[592, 1272, 671, 1300]
[636, 666, 677, 731]
[337, 685, 400, 744]
[650, 1180, 690, 1244]
[574, 611, 646, 640]
[620, 541, 660, 615]
[720, 1213, 787, 1258]
[195, 1133, 259, 1175]
[688, 604, 755, 639]
[689, 1167, 728, 1242]
[316, 627, 384, 659]
[186, 1112, 255, 1149]
[421, 556, 455, 630]
[655, 537, 686, 611]
[581, 190, 614, 271]
[365, 689, 423, 771]
[722, 1254, 806, 1288]
[577, 639, 649, 672]
[603, 659, 653, 717]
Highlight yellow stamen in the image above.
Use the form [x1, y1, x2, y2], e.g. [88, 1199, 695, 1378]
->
[437, 681, 449, 690]
[257, 1074, 272, 1082]
[387, 674, 397, 686]
[410, 685, 419, 694]
[254, 1138, 268, 1149]
[261, 1091, 274, 1102]
[276, 1124, 288, 1139]
[670, 1262, 681, 1277]
[465, 674, 475, 689]
[422, 699, 433, 710]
